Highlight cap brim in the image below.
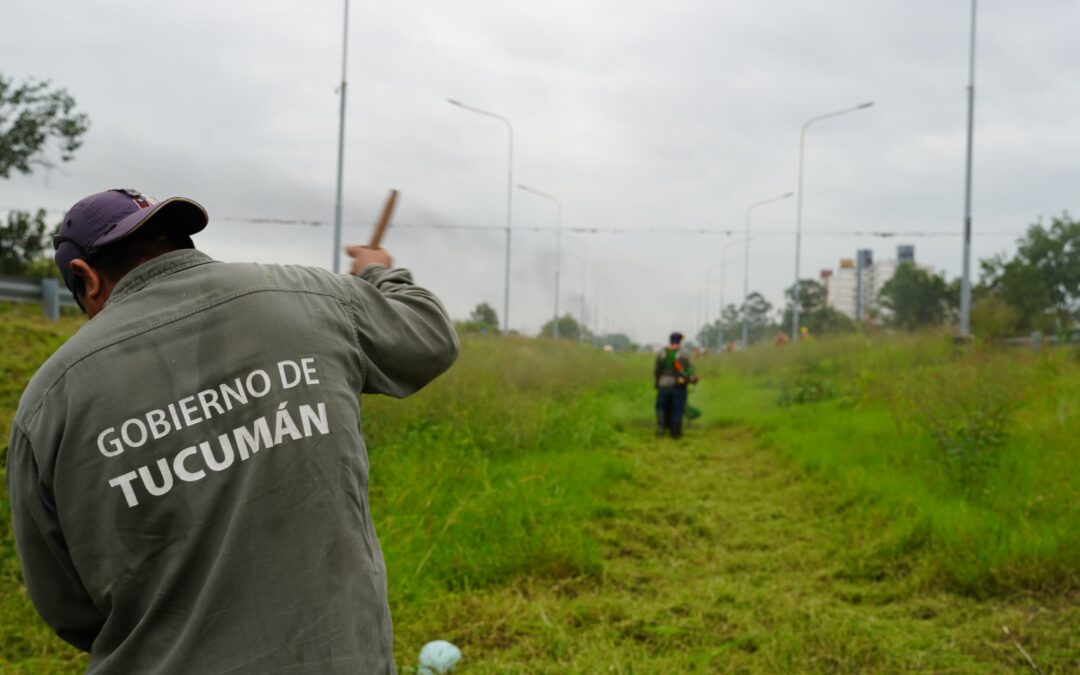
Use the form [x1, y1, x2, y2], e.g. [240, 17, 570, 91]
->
[92, 197, 208, 251]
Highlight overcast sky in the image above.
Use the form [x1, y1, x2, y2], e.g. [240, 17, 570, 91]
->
[2, 0, 1077, 342]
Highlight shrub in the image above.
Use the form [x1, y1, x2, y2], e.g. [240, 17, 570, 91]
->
[970, 296, 1020, 342]
[778, 372, 835, 406]
[892, 355, 1023, 496]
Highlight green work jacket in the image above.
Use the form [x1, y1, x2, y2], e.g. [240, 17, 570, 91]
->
[7, 249, 459, 674]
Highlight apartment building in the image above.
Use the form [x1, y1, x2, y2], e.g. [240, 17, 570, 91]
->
[821, 245, 916, 320]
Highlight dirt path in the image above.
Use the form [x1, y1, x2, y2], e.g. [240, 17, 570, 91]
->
[419, 422, 1076, 673]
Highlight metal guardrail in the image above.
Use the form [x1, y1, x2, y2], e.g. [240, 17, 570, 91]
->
[0, 277, 78, 320]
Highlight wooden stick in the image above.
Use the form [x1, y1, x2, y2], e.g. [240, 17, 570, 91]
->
[369, 189, 399, 249]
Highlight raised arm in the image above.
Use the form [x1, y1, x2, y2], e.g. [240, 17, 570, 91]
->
[341, 251, 459, 397]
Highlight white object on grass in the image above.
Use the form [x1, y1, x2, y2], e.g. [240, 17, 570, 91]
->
[418, 640, 461, 674]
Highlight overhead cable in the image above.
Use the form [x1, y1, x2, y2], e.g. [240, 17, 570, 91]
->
[4, 205, 1023, 238]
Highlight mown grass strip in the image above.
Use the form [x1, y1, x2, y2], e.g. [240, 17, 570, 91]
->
[389, 419, 1079, 672]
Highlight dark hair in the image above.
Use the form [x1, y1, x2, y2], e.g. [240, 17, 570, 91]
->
[93, 232, 193, 283]
[73, 225, 194, 299]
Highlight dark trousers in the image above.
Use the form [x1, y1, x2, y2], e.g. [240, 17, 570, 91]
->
[655, 387, 688, 438]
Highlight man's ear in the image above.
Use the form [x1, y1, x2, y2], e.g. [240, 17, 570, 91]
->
[69, 259, 107, 316]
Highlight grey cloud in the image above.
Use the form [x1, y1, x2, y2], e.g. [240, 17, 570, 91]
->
[1, 0, 1076, 341]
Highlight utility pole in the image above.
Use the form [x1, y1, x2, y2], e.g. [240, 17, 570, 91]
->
[793, 101, 874, 342]
[518, 185, 563, 339]
[331, 0, 350, 273]
[959, 0, 978, 337]
[448, 99, 514, 333]
[855, 249, 872, 322]
[743, 191, 793, 347]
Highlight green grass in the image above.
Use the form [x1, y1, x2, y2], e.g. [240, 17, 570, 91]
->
[392, 421, 1078, 672]
[3, 305, 1079, 672]
[0, 303, 647, 672]
[362, 337, 650, 666]
[365, 338, 642, 600]
[694, 334, 1080, 596]
[1, 304, 90, 674]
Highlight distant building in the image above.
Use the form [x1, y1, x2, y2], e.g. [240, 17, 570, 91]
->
[823, 258, 858, 318]
[857, 249, 874, 269]
[823, 245, 916, 320]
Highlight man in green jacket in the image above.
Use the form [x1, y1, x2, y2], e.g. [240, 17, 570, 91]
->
[7, 189, 459, 673]
[654, 331, 697, 439]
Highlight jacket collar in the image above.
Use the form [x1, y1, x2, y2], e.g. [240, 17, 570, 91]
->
[106, 249, 216, 306]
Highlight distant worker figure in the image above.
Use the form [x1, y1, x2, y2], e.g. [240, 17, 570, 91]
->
[774, 331, 790, 348]
[654, 332, 698, 439]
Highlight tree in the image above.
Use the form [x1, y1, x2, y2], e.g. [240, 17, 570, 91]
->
[878, 263, 956, 330]
[457, 302, 500, 335]
[1, 75, 90, 178]
[741, 292, 773, 343]
[970, 296, 1020, 341]
[696, 320, 721, 350]
[979, 214, 1080, 331]
[696, 303, 741, 349]
[979, 256, 1053, 332]
[781, 279, 856, 336]
[470, 302, 498, 328]
[539, 313, 586, 341]
[812, 307, 857, 334]
[785, 279, 827, 316]
[0, 75, 89, 278]
[0, 209, 50, 276]
[591, 332, 635, 351]
[696, 322, 719, 350]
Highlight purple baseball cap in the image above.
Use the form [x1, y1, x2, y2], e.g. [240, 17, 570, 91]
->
[53, 189, 208, 294]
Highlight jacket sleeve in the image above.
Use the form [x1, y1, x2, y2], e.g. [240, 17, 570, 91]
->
[678, 351, 696, 377]
[341, 264, 460, 397]
[7, 425, 104, 652]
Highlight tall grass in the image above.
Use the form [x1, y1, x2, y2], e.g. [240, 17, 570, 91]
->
[0, 303, 648, 670]
[1, 304, 92, 672]
[364, 337, 642, 600]
[696, 334, 1080, 594]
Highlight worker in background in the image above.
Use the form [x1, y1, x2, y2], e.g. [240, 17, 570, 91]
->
[654, 332, 698, 439]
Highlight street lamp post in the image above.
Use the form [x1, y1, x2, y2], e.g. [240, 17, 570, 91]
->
[743, 191, 793, 348]
[959, 0, 978, 337]
[331, 0, 350, 273]
[560, 234, 589, 343]
[448, 98, 514, 333]
[518, 184, 563, 339]
[718, 238, 745, 347]
[705, 238, 747, 348]
[701, 269, 721, 347]
[590, 273, 606, 338]
[792, 101, 874, 342]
